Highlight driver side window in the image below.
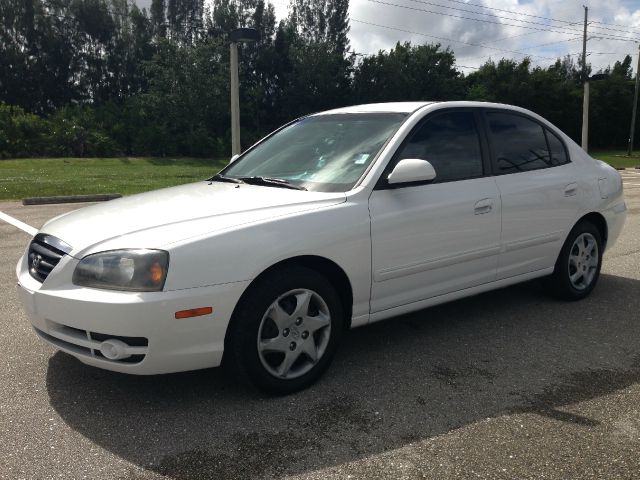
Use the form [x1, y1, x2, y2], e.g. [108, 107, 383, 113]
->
[396, 111, 484, 183]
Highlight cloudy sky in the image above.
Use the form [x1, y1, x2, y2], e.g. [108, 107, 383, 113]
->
[272, 0, 640, 73]
[137, 0, 640, 73]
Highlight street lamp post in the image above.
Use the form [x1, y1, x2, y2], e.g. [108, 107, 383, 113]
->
[229, 28, 259, 158]
[627, 43, 640, 156]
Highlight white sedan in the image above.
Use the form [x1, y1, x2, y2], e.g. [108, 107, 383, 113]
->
[16, 101, 626, 394]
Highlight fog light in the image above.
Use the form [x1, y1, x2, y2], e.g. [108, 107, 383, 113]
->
[100, 339, 130, 360]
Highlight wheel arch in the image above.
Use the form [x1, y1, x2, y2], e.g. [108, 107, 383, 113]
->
[223, 255, 354, 362]
[575, 212, 608, 248]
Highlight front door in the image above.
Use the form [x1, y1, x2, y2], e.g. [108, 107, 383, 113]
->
[369, 110, 502, 313]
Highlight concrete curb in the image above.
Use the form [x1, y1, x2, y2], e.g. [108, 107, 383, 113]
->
[22, 194, 122, 206]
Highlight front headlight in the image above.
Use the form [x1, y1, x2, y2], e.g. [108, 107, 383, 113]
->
[72, 249, 169, 292]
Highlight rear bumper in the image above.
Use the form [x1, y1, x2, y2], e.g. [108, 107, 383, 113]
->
[17, 253, 249, 375]
[602, 201, 626, 252]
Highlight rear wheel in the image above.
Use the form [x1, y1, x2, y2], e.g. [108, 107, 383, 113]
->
[226, 266, 344, 394]
[545, 221, 603, 301]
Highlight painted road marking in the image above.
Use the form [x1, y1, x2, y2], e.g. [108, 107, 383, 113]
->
[0, 211, 37, 236]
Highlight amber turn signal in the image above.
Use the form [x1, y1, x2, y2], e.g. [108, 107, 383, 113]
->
[149, 261, 165, 285]
[175, 307, 213, 319]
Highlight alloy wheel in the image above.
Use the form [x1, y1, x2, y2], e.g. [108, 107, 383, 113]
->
[257, 288, 332, 379]
[568, 232, 599, 291]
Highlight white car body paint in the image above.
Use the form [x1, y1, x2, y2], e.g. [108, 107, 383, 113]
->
[369, 176, 502, 312]
[16, 101, 626, 375]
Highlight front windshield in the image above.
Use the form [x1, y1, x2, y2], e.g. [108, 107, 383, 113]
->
[222, 113, 407, 192]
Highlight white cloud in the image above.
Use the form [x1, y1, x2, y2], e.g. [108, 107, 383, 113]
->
[134, 0, 640, 73]
[345, 0, 640, 73]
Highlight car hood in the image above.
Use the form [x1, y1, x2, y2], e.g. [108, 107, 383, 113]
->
[40, 181, 346, 257]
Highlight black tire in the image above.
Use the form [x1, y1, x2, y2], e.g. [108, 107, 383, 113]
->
[225, 265, 344, 395]
[544, 221, 603, 301]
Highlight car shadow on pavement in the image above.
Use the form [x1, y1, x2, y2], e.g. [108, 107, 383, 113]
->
[46, 273, 640, 479]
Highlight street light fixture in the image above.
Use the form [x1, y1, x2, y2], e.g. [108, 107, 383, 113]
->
[229, 28, 260, 158]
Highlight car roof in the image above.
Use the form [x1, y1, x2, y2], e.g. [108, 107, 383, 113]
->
[313, 101, 541, 116]
[314, 102, 435, 114]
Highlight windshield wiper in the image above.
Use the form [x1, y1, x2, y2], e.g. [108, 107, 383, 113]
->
[238, 176, 307, 191]
[208, 173, 245, 184]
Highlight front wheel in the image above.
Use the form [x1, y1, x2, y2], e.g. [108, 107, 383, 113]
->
[545, 221, 603, 301]
[226, 266, 344, 395]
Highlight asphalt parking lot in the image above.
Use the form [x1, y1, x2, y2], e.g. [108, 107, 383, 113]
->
[1, 172, 640, 480]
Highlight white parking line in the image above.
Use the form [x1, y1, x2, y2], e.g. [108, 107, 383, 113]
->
[0, 211, 37, 236]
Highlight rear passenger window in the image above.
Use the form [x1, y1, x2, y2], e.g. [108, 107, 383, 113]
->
[396, 111, 483, 182]
[487, 112, 553, 173]
[545, 129, 569, 166]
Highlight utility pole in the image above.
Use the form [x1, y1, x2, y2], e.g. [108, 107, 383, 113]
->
[581, 5, 589, 152]
[627, 43, 640, 156]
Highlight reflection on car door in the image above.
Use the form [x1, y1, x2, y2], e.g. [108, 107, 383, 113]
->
[369, 110, 502, 313]
[484, 110, 580, 279]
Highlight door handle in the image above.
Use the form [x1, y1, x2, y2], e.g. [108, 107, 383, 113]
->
[474, 198, 494, 215]
[564, 183, 578, 197]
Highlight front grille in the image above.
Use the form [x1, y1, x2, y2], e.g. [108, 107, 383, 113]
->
[28, 234, 71, 283]
[34, 321, 148, 365]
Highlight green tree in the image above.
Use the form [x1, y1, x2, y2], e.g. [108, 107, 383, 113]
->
[167, 0, 204, 43]
[353, 42, 464, 103]
[150, 0, 167, 38]
[289, 0, 349, 54]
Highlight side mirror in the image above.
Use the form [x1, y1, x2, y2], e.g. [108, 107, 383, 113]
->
[229, 154, 240, 164]
[387, 159, 436, 185]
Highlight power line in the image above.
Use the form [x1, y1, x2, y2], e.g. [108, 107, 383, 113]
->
[425, 0, 640, 42]
[568, 51, 624, 56]
[483, 30, 542, 44]
[367, 0, 640, 42]
[588, 19, 640, 36]
[440, 0, 578, 26]
[349, 17, 558, 60]
[405, 0, 586, 36]
[368, 0, 580, 37]
[518, 37, 583, 51]
[440, 0, 640, 37]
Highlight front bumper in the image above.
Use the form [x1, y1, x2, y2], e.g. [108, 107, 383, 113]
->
[17, 252, 249, 375]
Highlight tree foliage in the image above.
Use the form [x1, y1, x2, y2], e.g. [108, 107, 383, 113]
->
[1, 0, 639, 158]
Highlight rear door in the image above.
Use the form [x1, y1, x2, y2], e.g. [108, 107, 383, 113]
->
[483, 110, 580, 279]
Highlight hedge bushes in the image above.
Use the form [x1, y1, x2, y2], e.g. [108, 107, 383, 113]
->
[0, 104, 48, 158]
[0, 101, 235, 159]
[0, 103, 121, 158]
